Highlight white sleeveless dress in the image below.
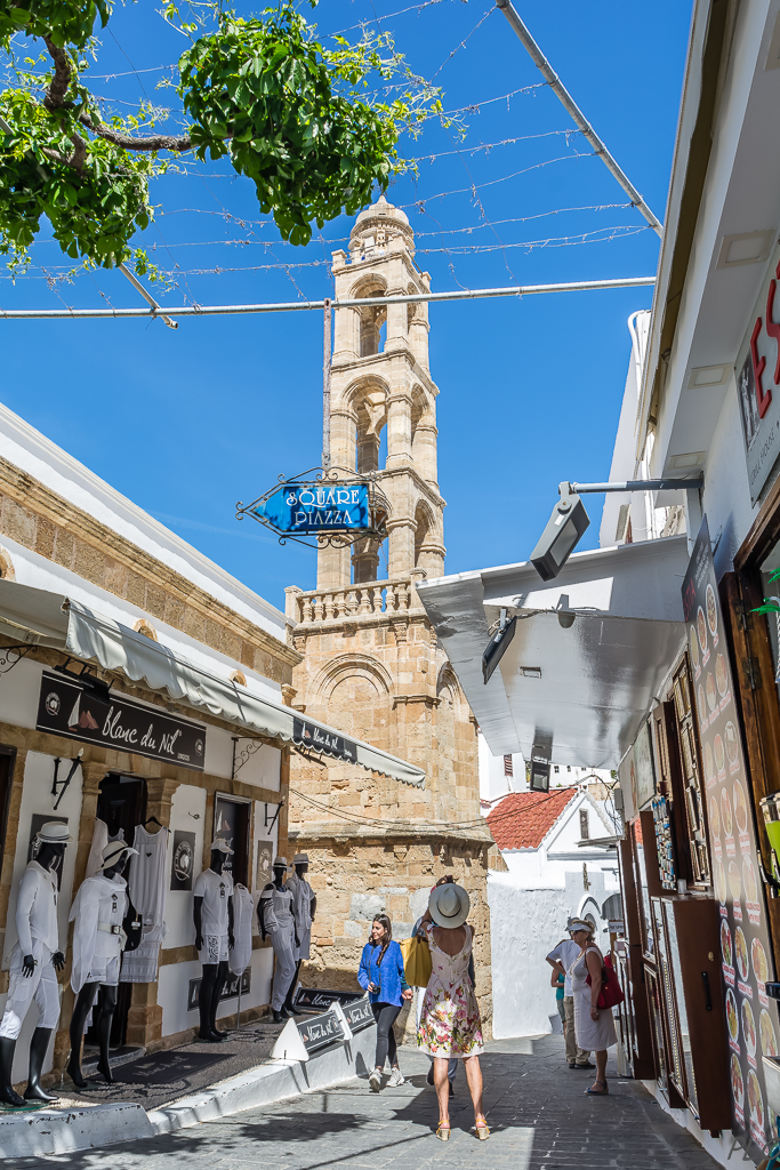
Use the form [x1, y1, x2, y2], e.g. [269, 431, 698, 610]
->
[570, 945, 617, 1051]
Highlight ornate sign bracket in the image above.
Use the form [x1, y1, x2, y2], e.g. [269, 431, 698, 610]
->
[236, 466, 388, 550]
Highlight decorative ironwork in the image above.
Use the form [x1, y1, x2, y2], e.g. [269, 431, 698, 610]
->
[51, 751, 83, 811]
[0, 643, 34, 675]
[231, 736, 268, 779]
[236, 466, 388, 550]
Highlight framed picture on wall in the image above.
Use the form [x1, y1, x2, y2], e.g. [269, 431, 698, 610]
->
[27, 814, 68, 889]
[634, 721, 656, 812]
[213, 794, 250, 886]
[170, 830, 196, 891]
[256, 840, 273, 890]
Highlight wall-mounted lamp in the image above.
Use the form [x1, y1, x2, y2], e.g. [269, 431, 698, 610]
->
[528, 753, 551, 792]
[482, 608, 517, 684]
[54, 660, 112, 701]
[530, 475, 704, 582]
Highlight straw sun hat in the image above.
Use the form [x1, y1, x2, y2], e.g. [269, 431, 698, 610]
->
[428, 882, 470, 929]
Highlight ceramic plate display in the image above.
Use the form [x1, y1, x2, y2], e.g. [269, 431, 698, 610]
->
[690, 625, 700, 671]
[706, 673, 718, 713]
[709, 795, 721, 840]
[760, 1009, 778, 1059]
[743, 857, 759, 904]
[722, 787, 734, 837]
[729, 859, 742, 902]
[697, 606, 708, 655]
[752, 938, 769, 985]
[726, 987, 740, 1041]
[743, 999, 758, 1060]
[725, 721, 740, 770]
[735, 927, 749, 982]
[714, 732, 726, 774]
[706, 583, 718, 637]
[731, 1053, 745, 1112]
[734, 783, 748, 835]
[721, 919, 733, 966]
[748, 1069, 765, 1130]
[714, 858, 727, 904]
[715, 652, 729, 697]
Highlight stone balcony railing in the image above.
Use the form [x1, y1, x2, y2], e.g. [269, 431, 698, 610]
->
[286, 571, 426, 626]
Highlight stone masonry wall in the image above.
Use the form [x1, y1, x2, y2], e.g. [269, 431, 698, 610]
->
[293, 833, 493, 1040]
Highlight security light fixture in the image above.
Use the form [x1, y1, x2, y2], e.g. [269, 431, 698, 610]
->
[530, 485, 590, 582]
[482, 608, 517, 685]
[54, 660, 112, 702]
[530, 476, 704, 581]
[529, 755, 551, 792]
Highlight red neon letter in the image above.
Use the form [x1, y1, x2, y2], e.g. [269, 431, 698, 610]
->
[767, 260, 780, 386]
[751, 316, 772, 419]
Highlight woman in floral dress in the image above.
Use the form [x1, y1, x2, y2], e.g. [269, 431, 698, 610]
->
[417, 881, 487, 1141]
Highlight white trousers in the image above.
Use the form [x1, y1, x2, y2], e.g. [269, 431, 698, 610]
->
[0, 943, 60, 1039]
[269, 925, 297, 1011]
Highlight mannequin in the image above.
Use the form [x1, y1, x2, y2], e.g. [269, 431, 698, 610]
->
[283, 852, 316, 1016]
[258, 857, 297, 1023]
[0, 822, 69, 1107]
[193, 840, 235, 1042]
[67, 840, 137, 1089]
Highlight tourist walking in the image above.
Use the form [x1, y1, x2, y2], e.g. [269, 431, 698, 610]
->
[414, 876, 467, 1096]
[357, 914, 412, 1091]
[568, 919, 616, 1096]
[417, 883, 488, 1142]
[546, 922, 593, 1070]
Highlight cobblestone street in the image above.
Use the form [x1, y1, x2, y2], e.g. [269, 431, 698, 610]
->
[14, 1036, 722, 1169]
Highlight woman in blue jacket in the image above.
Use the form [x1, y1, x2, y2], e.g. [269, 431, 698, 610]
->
[358, 914, 412, 1091]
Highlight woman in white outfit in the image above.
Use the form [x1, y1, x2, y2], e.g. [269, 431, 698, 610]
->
[568, 919, 616, 1096]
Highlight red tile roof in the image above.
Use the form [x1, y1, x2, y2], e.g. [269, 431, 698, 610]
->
[487, 788, 578, 851]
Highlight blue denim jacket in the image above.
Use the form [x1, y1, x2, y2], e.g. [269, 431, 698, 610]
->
[358, 939, 409, 1006]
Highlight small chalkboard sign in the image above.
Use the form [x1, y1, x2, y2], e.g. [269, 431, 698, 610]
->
[297, 1006, 347, 1055]
[342, 994, 373, 1033]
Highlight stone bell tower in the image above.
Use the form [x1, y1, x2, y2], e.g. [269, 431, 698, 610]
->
[285, 196, 492, 1035]
[317, 194, 445, 591]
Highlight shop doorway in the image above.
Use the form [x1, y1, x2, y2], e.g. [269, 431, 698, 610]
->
[0, 746, 16, 879]
[91, 773, 147, 1049]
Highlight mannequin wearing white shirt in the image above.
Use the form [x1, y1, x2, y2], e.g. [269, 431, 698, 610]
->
[66, 849, 132, 1089]
[0, 839, 67, 1107]
[193, 848, 235, 1042]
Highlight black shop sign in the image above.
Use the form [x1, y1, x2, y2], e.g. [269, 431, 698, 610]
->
[296, 1006, 348, 1054]
[37, 670, 206, 771]
[292, 717, 357, 764]
[293, 986, 362, 1012]
[342, 994, 374, 1033]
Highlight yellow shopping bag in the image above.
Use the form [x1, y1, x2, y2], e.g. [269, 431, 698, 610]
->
[400, 934, 432, 987]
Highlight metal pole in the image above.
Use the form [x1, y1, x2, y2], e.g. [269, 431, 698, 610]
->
[495, 0, 663, 238]
[322, 297, 332, 472]
[0, 275, 656, 322]
[567, 476, 703, 494]
[117, 263, 179, 331]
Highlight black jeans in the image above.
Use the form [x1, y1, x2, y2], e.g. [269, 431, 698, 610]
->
[371, 1002, 401, 1069]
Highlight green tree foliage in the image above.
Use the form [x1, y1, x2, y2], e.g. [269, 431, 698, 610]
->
[0, 0, 446, 273]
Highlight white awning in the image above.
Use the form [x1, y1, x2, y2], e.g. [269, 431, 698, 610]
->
[0, 579, 424, 787]
[417, 536, 690, 770]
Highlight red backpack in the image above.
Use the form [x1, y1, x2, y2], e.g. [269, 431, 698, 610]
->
[586, 953, 625, 1009]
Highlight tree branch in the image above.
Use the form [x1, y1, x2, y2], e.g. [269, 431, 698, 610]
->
[43, 36, 72, 110]
[78, 113, 191, 152]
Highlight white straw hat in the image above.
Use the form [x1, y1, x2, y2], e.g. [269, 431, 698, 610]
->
[36, 822, 71, 845]
[428, 883, 470, 929]
[210, 838, 234, 855]
[100, 841, 138, 870]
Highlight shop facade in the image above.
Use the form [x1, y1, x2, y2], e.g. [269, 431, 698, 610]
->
[417, 1, 780, 1164]
[0, 400, 422, 1088]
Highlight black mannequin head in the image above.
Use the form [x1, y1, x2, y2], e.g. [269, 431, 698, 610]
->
[294, 862, 308, 877]
[103, 850, 130, 881]
[211, 848, 229, 875]
[272, 863, 287, 887]
[37, 841, 66, 874]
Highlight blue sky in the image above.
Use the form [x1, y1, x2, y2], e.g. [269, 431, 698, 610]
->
[2, 0, 692, 611]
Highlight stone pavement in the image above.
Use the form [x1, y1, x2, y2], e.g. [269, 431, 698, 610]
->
[13, 1036, 722, 1169]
